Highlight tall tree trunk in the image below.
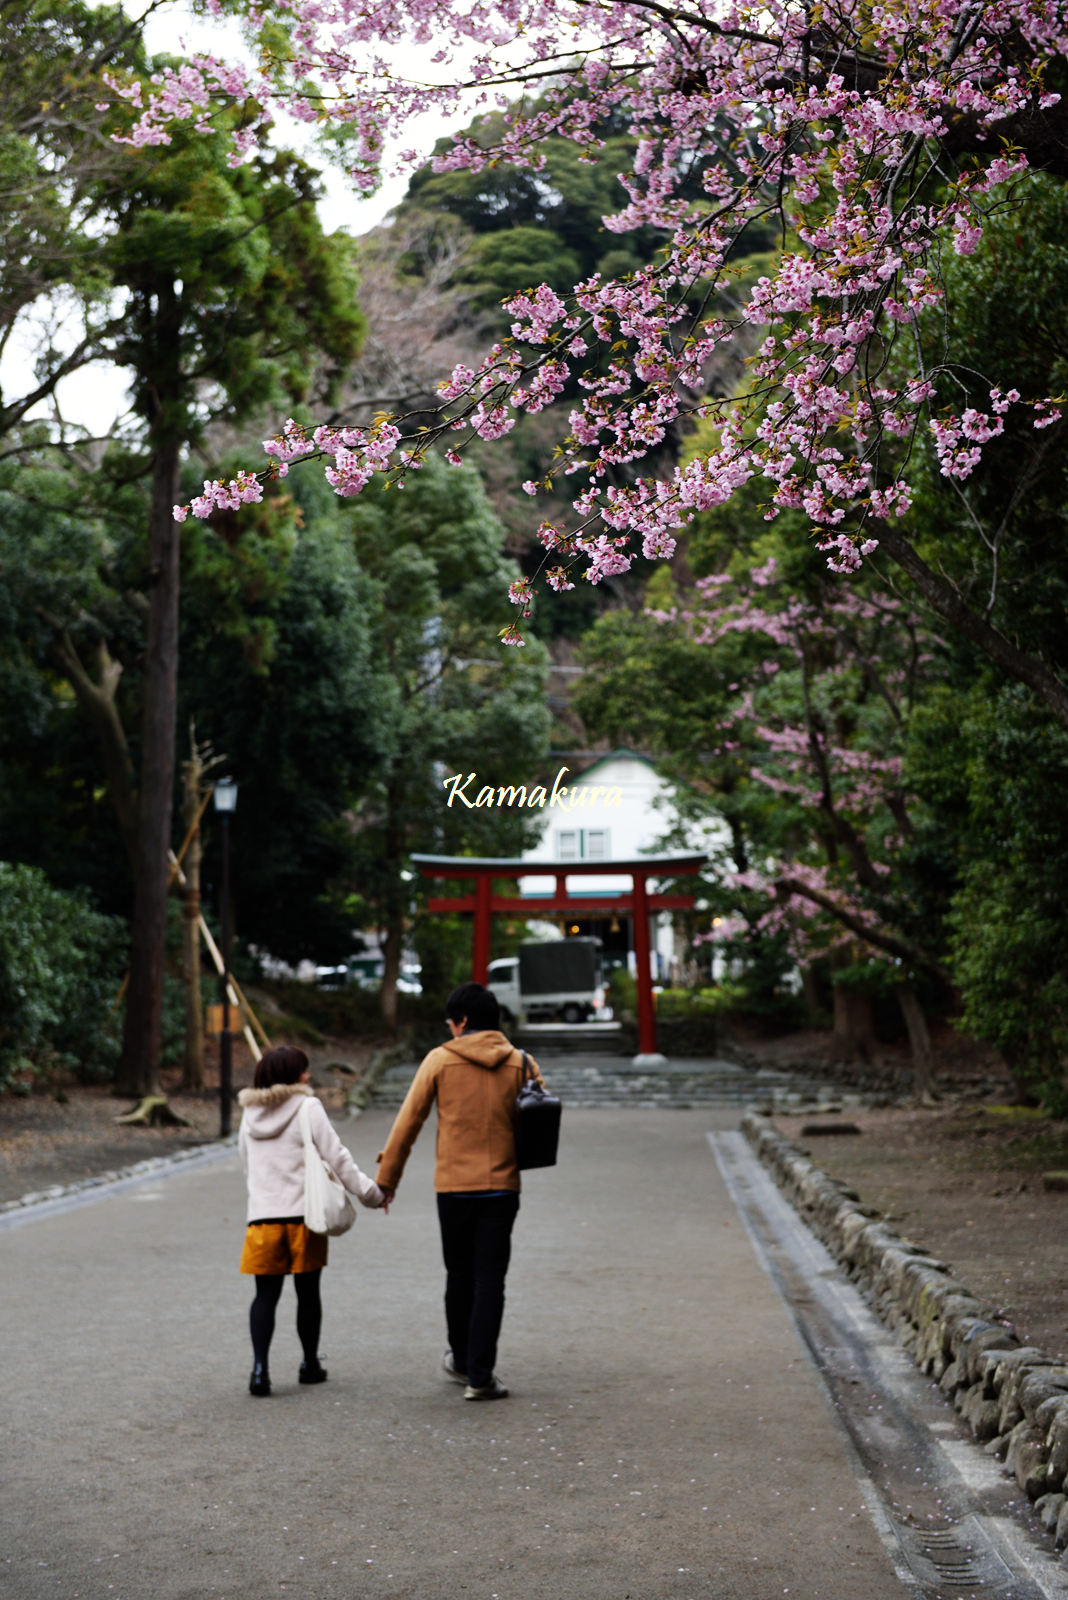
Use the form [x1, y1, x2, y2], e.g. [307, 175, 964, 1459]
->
[378, 770, 404, 1033]
[43, 631, 140, 868]
[831, 950, 876, 1061]
[832, 984, 877, 1061]
[182, 747, 204, 1092]
[116, 432, 182, 1097]
[897, 980, 939, 1104]
[380, 922, 401, 1033]
[800, 962, 824, 1024]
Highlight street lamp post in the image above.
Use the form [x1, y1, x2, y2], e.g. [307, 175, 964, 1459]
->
[213, 777, 238, 1136]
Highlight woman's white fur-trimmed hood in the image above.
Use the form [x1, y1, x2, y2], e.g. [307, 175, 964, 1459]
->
[237, 1082, 313, 1110]
[237, 1081, 313, 1139]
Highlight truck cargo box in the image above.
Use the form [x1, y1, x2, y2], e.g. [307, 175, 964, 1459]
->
[518, 937, 601, 996]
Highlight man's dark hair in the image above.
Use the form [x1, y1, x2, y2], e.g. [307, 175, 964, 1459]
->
[446, 981, 500, 1032]
[254, 1044, 310, 1088]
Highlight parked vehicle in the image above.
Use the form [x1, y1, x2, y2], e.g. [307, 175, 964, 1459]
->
[314, 957, 422, 994]
[314, 964, 351, 989]
[488, 938, 606, 1025]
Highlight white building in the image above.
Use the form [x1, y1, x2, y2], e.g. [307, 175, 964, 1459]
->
[517, 749, 730, 980]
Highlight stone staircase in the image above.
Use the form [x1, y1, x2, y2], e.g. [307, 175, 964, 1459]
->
[510, 1022, 627, 1056]
[367, 1048, 855, 1113]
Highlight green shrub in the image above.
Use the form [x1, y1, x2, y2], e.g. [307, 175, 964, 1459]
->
[263, 975, 442, 1042]
[907, 682, 1068, 1112]
[655, 986, 726, 1018]
[0, 861, 126, 1088]
[950, 862, 1068, 1111]
[607, 967, 637, 1017]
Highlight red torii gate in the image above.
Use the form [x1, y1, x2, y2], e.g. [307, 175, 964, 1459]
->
[411, 851, 707, 1060]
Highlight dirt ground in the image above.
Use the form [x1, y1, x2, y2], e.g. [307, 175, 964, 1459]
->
[747, 1027, 1068, 1362]
[0, 1032, 379, 1206]
[3, 1026, 1066, 1364]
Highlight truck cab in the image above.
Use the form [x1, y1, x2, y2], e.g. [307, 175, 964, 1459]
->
[487, 956, 522, 1025]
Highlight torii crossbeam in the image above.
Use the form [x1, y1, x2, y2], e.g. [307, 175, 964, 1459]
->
[411, 852, 707, 1061]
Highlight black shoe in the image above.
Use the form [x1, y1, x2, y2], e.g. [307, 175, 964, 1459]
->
[299, 1358, 328, 1385]
[249, 1364, 271, 1397]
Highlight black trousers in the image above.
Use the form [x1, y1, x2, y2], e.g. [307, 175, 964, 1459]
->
[436, 1192, 520, 1388]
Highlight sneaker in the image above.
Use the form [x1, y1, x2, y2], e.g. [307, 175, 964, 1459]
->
[463, 1377, 509, 1401]
[442, 1350, 467, 1384]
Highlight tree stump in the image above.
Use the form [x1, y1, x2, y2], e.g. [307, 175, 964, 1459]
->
[114, 1095, 192, 1128]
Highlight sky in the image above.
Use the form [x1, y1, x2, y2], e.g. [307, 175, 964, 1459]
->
[2, 1, 445, 433]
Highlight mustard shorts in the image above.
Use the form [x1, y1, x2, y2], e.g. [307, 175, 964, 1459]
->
[240, 1221, 328, 1275]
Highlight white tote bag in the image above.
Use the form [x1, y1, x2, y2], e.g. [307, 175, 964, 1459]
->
[298, 1098, 356, 1236]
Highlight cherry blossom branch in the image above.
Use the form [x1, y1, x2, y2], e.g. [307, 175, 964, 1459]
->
[97, 0, 1068, 628]
[774, 874, 951, 980]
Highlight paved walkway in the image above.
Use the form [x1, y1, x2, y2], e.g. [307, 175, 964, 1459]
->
[2, 1104, 918, 1600]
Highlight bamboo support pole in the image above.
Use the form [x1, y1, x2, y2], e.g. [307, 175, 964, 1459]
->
[168, 850, 267, 1062]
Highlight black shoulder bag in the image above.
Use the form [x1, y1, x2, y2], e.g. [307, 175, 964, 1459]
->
[513, 1051, 562, 1170]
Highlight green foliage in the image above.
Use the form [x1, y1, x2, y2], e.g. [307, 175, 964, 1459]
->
[335, 453, 552, 948]
[606, 965, 637, 1017]
[0, 28, 374, 962]
[179, 485, 387, 962]
[412, 914, 482, 1003]
[0, 0, 144, 397]
[0, 861, 125, 1087]
[456, 226, 581, 311]
[910, 682, 1068, 1107]
[391, 109, 697, 625]
[402, 115, 654, 286]
[102, 128, 365, 440]
[654, 981, 803, 1028]
[263, 975, 438, 1040]
[655, 986, 723, 1018]
[906, 173, 1068, 672]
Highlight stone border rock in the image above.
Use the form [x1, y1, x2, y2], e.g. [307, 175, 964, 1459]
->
[742, 1110, 1068, 1553]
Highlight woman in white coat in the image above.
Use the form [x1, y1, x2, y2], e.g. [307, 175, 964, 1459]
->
[237, 1044, 384, 1396]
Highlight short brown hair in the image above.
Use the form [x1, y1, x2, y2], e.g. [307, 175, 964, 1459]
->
[253, 1044, 309, 1089]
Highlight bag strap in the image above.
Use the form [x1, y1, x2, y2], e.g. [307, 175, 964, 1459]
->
[297, 1094, 315, 1150]
[519, 1049, 531, 1085]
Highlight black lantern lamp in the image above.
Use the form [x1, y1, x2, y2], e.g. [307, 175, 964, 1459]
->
[213, 778, 238, 1135]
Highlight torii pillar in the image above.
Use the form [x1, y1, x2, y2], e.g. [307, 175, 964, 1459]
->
[411, 852, 707, 1064]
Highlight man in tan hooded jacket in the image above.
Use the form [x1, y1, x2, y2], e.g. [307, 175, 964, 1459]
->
[376, 981, 545, 1400]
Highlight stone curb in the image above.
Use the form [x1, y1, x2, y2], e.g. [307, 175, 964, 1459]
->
[742, 1110, 1068, 1554]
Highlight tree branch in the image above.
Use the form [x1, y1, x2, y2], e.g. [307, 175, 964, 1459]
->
[40, 613, 139, 867]
[775, 876, 950, 981]
[876, 525, 1068, 729]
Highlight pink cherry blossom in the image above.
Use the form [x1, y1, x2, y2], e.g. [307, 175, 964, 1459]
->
[131, 0, 1068, 624]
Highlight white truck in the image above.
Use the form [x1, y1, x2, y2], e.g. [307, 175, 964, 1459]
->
[487, 937, 606, 1025]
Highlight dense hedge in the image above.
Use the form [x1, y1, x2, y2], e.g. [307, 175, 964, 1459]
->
[0, 861, 126, 1089]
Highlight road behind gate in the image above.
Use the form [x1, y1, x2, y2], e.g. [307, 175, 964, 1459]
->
[1, 1106, 916, 1600]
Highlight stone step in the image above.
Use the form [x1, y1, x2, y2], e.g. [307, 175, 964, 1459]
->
[511, 1023, 627, 1055]
[366, 1055, 853, 1113]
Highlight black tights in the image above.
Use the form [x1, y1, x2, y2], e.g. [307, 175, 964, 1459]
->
[249, 1270, 322, 1369]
